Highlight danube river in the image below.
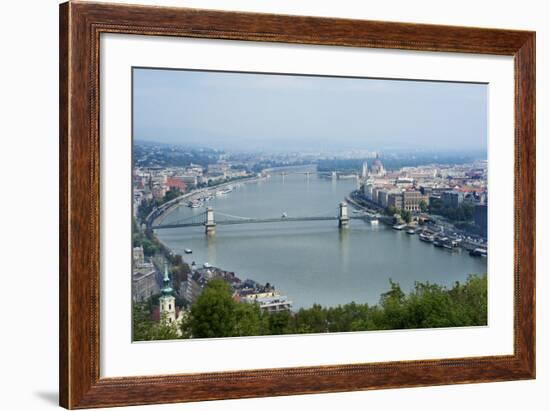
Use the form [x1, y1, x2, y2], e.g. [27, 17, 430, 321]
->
[156, 174, 487, 309]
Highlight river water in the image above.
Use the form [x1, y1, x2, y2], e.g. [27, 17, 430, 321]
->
[156, 174, 487, 309]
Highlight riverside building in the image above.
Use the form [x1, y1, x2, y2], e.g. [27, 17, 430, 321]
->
[132, 246, 160, 302]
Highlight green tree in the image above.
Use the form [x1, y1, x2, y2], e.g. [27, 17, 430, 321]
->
[174, 274, 487, 339]
[401, 209, 412, 223]
[378, 280, 407, 329]
[419, 200, 428, 213]
[151, 313, 181, 340]
[429, 201, 474, 223]
[295, 304, 327, 333]
[132, 302, 154, 341]
[179, 311, 193, 338]
[267, 311, 293, 335]
[190, 279, 238, 338]
[171, 261, 191, 293]
[233, 302, 265, 336]
[385, 206, 397, 216]
[448, 274, 487, 326]
[163, 188, 182, 202]
[141, 238, 159, 256]
[405, 282, 457, 328]
[132, 303, 180, 341]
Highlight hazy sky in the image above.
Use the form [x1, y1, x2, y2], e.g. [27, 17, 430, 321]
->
[133, 68, 487, 153]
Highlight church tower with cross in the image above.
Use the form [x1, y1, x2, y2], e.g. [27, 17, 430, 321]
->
[159, 263, 177, 324]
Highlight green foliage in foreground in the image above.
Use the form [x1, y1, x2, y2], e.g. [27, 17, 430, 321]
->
[133, 303, 180, 341]
[133, 275, 487, 341]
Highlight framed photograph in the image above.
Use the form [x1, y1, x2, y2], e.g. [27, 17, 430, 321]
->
[59, 1, 535, 408]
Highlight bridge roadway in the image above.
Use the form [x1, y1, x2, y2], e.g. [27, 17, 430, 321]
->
[152, 215, 370, 230]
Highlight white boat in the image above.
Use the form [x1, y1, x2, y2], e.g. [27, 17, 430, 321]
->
[222, 185, 234, 193]
[470, 248, 488, 257]
[184, 248, 192, 254]
[442, 241, 458, 250]
[370, 219, 379, 225]
[392, 223, 407, 230]
[216, 187, 233, 196]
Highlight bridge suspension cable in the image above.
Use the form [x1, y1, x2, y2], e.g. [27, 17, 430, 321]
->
[215, 211, 253, 221]
[216, 209, 338, 221]
[167, 212, 207, 226]
[316, 208, 339, 217]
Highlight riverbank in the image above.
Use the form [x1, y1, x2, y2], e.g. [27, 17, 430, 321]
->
[141, 172, 295, 311]
[150, 174, 267, 227]
[346, 190, 487, 255]
[345, 194, 392, 224]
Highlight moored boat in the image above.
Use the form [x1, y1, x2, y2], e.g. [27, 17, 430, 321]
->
[442, 241, 457, 250]
[469, 247, 488, 257]
[419, 231, 434, 242]
[216, 187, 233, 196]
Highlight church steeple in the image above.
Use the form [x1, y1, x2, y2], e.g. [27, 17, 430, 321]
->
[161, 263, 173, 297]
[159, 262, 177, 324]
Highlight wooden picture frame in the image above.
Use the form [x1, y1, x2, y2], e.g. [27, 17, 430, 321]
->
[59, 1, 535, 408]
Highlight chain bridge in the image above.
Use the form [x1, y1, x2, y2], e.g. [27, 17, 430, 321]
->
[151, 202, 372, 235]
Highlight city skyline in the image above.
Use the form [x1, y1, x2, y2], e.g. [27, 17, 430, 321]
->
[133, 68, 488, 153]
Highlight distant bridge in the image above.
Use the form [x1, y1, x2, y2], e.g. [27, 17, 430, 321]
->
[268, 170, 360, 178]
[151, 203, 373, 235]
[270, 171, 321, 177]
[264, 167, 317, 176]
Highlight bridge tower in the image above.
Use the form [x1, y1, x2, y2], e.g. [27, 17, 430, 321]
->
[338, 202, 349, 228]
[205, 207, 216, 236]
